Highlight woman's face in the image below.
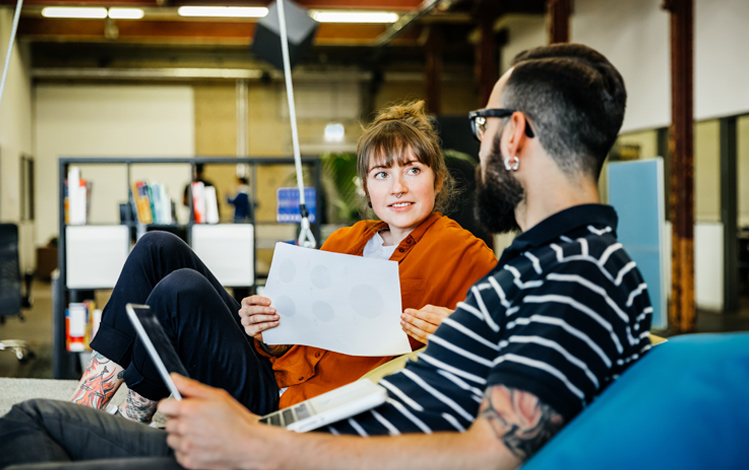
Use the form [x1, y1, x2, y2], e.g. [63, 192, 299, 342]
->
[366, 148, 438, 237]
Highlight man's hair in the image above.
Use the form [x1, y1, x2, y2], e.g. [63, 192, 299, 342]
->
[504, 43, 627, 179]
[357, 100, 454, 212]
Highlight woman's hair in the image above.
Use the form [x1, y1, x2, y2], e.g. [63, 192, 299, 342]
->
[356, 100, 454, 213]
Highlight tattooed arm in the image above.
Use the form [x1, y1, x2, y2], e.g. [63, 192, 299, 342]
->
[474, 384, 565, 465]
[162, 376, 565, 470]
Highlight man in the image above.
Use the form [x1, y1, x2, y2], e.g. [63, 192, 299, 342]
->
[0, 43, 651, 470]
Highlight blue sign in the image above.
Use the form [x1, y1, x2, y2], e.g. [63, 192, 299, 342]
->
[608, 158, 666, 330]
[276, 187, 317, 223]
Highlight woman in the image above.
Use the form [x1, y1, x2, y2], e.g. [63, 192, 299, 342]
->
[71, 100, 497, 423]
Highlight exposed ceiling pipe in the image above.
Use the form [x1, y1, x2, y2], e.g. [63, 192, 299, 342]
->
[372, 0, 442, 48]
[30, 67, 470, 82]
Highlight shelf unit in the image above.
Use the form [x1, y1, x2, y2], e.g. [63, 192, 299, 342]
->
[53, 156, 322, 379]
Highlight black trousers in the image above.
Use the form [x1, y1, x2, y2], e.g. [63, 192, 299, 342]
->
[0, 399, 179, 469]
[89, 231, 279, 414]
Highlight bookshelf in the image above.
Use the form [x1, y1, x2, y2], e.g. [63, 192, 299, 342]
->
[54, 156, 322, 379]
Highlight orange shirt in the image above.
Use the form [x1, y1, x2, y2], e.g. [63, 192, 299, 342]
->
[258, 212, 498, 409]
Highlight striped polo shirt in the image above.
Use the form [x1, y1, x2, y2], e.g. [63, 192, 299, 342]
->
[327, 204, 652, 436]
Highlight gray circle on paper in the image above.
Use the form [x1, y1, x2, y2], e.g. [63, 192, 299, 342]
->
[279, 259, 296, 283]
[274, 295, 296, 317]
[312, 301, 334, 322]
[349, 284, 383, 318]
[310, 264, 332, 289]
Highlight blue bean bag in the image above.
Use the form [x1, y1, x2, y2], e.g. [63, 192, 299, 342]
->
[523, 333, 749, 470]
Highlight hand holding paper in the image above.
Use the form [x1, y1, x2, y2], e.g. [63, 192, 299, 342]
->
[261, 243, 411, 357]
[238, 295, 279, 342]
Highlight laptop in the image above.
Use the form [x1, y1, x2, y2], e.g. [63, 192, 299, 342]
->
[125, 303, 388, 432]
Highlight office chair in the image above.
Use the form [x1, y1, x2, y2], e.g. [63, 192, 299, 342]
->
[0, 223, 34, 363]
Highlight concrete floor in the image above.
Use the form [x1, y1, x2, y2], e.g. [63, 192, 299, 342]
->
[2, 279, 749, 378]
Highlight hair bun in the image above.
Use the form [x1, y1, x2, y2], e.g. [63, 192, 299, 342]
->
[372, 100, 438, 139]
[373, 100, 427, 124]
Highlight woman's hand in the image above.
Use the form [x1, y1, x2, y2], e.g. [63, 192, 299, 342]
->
[238, 295, 279, 342]
[400, 304, 453, 344]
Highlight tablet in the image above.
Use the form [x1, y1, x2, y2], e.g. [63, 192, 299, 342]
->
[125, 303, 388, 431]
[125, 303, 189, 400]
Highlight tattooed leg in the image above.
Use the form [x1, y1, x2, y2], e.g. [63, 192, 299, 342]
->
[70, 351, 125, 409]
[117, 388, 158, 424]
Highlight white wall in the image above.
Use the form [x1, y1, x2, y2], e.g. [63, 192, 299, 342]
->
[497, 14, 546, 74]
[0, 8, 34, 271]
[501, 0, 749, 131]
[695, 0, 749, 120]
[34, 85, 195, 246]
[572, 0, 670, 132]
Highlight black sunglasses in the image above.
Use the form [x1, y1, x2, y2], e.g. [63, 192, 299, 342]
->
[468, 108, 535, 142]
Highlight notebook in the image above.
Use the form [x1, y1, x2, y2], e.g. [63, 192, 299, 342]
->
[125, 303, 388, 432]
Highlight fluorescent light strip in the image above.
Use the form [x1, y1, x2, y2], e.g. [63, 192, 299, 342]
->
[41, 7, 107, 19]
[109, 8, 145, 20]
[311, 10, 399, 24]
[177, 6, 268, 18]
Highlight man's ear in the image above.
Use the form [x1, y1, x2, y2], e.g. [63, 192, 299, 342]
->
[506, 112, 531, 158]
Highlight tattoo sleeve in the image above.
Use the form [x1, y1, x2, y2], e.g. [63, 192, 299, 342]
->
[478, 384, 565, 461]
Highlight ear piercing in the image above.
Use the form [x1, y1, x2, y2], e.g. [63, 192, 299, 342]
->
[504, 156, 519, 171]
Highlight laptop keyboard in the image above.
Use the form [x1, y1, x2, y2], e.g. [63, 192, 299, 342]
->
[259, 403, 312, 427]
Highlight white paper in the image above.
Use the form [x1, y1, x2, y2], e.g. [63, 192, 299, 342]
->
[262, 242, 410, 357]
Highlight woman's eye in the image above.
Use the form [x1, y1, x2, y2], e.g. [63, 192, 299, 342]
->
[374, 171, 388, 179]
[407, 167, 421, 175]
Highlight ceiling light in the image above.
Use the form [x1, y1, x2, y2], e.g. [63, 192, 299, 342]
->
[177, 6, 268, 18]
[109, 8, 145, 20]
[310, 10, 399, 24]
[41, 7, 108, 19]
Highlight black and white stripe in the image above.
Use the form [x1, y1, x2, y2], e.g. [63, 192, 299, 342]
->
[327, 205, 652, 436]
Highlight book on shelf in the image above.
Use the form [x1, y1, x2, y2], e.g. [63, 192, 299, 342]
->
[66, 300, 101, 352]
[190, 181, 219, 224]
[131, 180, 174, 225]
[133, 181, 154, 224]
[65, 166, 91, 225]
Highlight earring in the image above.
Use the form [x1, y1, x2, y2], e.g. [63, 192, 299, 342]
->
[504, 155, 519, 171]
[368, 201, 372, 208]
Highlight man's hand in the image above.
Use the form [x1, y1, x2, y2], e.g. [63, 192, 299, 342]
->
[159, 374, 284, 470]
[400, 305, 453, 344]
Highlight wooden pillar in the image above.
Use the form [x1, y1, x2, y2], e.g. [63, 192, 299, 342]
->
[664, 0, 695, 332]
[425, 25, 443, 115]
[475, 16, 498, 107]
[547, 0, 571, 44]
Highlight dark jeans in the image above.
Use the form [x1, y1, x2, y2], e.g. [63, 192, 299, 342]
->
[89, 231, 279, 414]
[0, 399, 181, 469]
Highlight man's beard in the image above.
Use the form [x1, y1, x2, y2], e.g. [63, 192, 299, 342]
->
[474, 134, 524, 234]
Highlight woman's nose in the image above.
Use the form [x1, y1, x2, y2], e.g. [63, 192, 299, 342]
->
[391, 173, 407, 194]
